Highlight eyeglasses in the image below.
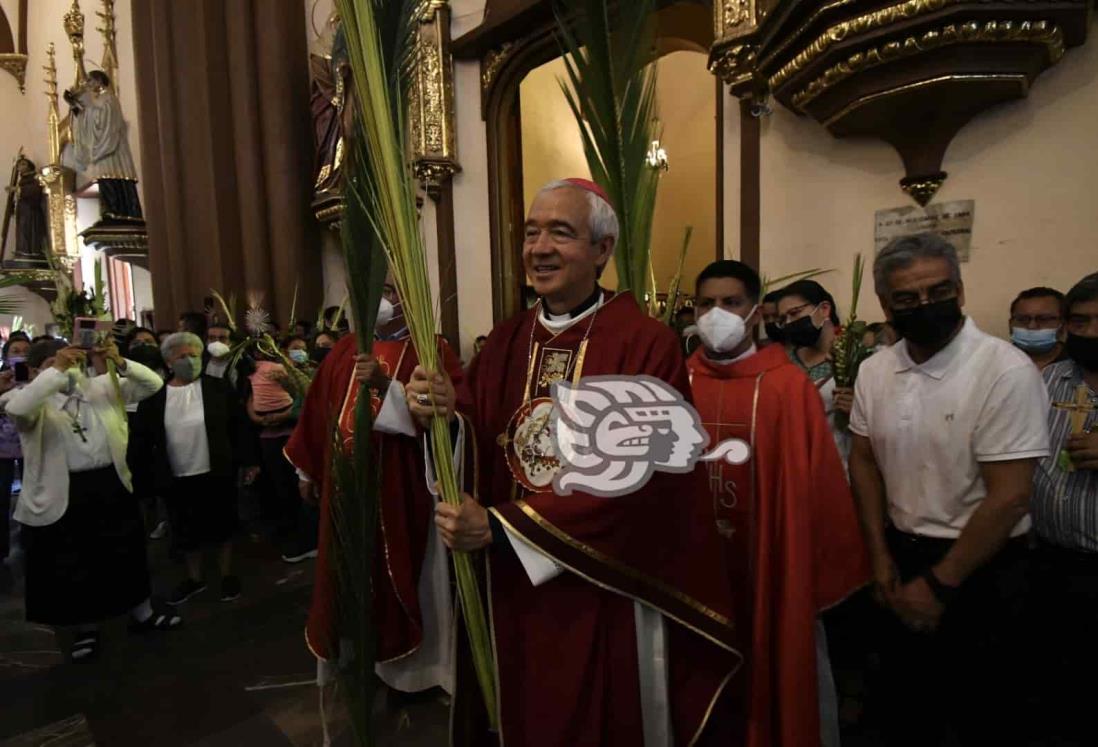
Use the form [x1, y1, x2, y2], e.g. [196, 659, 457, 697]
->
[775, 302, 815, 328]
[889, 282, 959, 311]
[1010, 314, 1062, 327]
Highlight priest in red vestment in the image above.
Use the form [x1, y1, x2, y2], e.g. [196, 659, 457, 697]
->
[405, 179, 741, 746]
[285, 278, 464, 694]
[686, 260, 869, 747]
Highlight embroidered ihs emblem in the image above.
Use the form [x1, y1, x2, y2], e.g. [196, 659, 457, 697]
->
[537, 348, 572, 389]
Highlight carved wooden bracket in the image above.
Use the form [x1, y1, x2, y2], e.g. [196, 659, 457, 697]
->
[710, 0, 1091, 205]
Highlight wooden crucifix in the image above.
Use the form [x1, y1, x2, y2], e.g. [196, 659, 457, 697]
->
[1053, 384, 1096, 472]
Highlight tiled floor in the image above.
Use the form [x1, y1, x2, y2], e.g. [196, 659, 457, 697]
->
[0, 524, 449, 746]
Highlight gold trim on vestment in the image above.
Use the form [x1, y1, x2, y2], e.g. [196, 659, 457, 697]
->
[572, 339, 589, 386]
[486, 509, 739, 746]
[491, 504, 738, 653]
[522, 341, 540, 405]
[687, 668, 739, 747]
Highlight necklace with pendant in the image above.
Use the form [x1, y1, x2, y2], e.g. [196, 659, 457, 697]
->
[522, 293, 606, 404]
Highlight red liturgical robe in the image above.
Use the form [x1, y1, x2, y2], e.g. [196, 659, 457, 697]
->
[687, 343, 869, 747]
[458, 291, 741, 746]
[284, 333, 464, 665]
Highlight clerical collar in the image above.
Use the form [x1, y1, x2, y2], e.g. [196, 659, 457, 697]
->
[541, 287, 603, 323]
[708, 343, 757, 366]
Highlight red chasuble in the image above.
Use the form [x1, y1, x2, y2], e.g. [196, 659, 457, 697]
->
[458, 291, 741, 746]
[687, 343, 869, 747]
[284, 333, 464, 663]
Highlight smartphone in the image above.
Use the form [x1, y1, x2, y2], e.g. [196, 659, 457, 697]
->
[74, 317, 99, 349]
[13, 361, 28, 383]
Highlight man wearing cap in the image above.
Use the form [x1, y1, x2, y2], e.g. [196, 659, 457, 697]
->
[405, 178, 740, 746]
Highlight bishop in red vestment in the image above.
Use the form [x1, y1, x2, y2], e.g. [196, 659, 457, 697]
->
[406, 180, 741, 746]
[285, 284, 464, 692]
[686, 260, 869, 747]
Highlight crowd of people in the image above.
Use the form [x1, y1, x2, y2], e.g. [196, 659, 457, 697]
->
[0, 306, 349, 658]
[0, 177, 1094, 746]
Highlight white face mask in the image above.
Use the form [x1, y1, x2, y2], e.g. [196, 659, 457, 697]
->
[376, 297, 395, 328]
[697, 305, 756, 354]
[207, 341, 230, 359]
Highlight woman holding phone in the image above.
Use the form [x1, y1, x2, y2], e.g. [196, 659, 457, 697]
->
[0, 337, 182, 659]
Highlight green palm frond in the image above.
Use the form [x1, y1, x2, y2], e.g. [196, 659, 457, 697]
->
[761, 267, 835, 296]
[336, 0, 498, 733]
[659, 226, 693, 325]
[555, 0, 660, 309]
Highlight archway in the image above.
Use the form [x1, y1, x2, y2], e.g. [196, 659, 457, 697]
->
[462, 1, 722, 321]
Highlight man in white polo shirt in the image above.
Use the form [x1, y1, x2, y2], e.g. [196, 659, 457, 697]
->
[848, 232, 1049, 747]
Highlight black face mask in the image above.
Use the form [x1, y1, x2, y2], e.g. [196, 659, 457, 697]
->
[1065, 334, 1098, 371]
[311, 347, 332, 365]
[764, 322, 784, 344]
[890, 298, 963, 348]
[783, 315, 823, 348]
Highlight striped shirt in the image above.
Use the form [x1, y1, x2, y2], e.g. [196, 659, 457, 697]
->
[1032, 360, 1098, 552]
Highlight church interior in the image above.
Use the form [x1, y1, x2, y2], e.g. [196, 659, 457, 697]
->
[0, 0, 1094, 744]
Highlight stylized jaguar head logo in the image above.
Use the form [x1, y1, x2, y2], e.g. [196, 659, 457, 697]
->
[551, 376, 711, 497]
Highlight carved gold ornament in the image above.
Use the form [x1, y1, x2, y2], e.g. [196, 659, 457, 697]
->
[64, 0, 88, 88]
[900, 172, 948, 206]
[481, 42, 515, 96]
[769, 0, 958, 90]
[708, 42, 758, 86]
[0, 54, 27, 93]
[410, 1, 460, 196]
[720, 0, 752, 32]
[790, 19, 1065, 110]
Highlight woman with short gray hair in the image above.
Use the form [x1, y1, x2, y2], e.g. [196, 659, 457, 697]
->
[133, 331, 257, 606]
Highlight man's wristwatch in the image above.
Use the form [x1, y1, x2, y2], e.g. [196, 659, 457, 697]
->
[922, 568, 960, 606]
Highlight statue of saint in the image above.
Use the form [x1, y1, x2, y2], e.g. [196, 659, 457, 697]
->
[63, 70, 143, 223]
[310, 16, 354, 205]
[1, 154, 50, 267]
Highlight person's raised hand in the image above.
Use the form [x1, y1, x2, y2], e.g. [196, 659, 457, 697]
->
[434, 494, 491, 552]
[53, 346, 86, 373]
[833, 386, 854, 415]
[0, 370, 13, 394]
[405, 366, 455, 428]
[1066, 431, 1098, 471]
[353, 353, 389, 390]
[90, 338, 124, 375]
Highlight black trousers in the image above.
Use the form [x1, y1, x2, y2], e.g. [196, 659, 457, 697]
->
[877, 528, 1030, 747]
[1027, 542, 1098, 744]
[0, 458, 14, 560]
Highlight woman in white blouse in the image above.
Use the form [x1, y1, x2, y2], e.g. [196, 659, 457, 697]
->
[0, 337, 181, 661]
[132, 333, 257, 607]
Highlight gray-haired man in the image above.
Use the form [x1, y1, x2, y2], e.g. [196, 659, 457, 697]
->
[848, 232, 1049, 746]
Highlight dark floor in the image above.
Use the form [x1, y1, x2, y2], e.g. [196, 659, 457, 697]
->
[0, 519, 450, 747]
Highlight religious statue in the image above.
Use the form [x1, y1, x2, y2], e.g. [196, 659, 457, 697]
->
[63, 70, 143, 223]
[309, 15, 354, 205]
[1, 153, 50, 267]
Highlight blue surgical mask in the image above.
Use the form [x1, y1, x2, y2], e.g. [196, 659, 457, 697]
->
[1011, 327, 1059, 354]
[288, 349, 308, 364]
